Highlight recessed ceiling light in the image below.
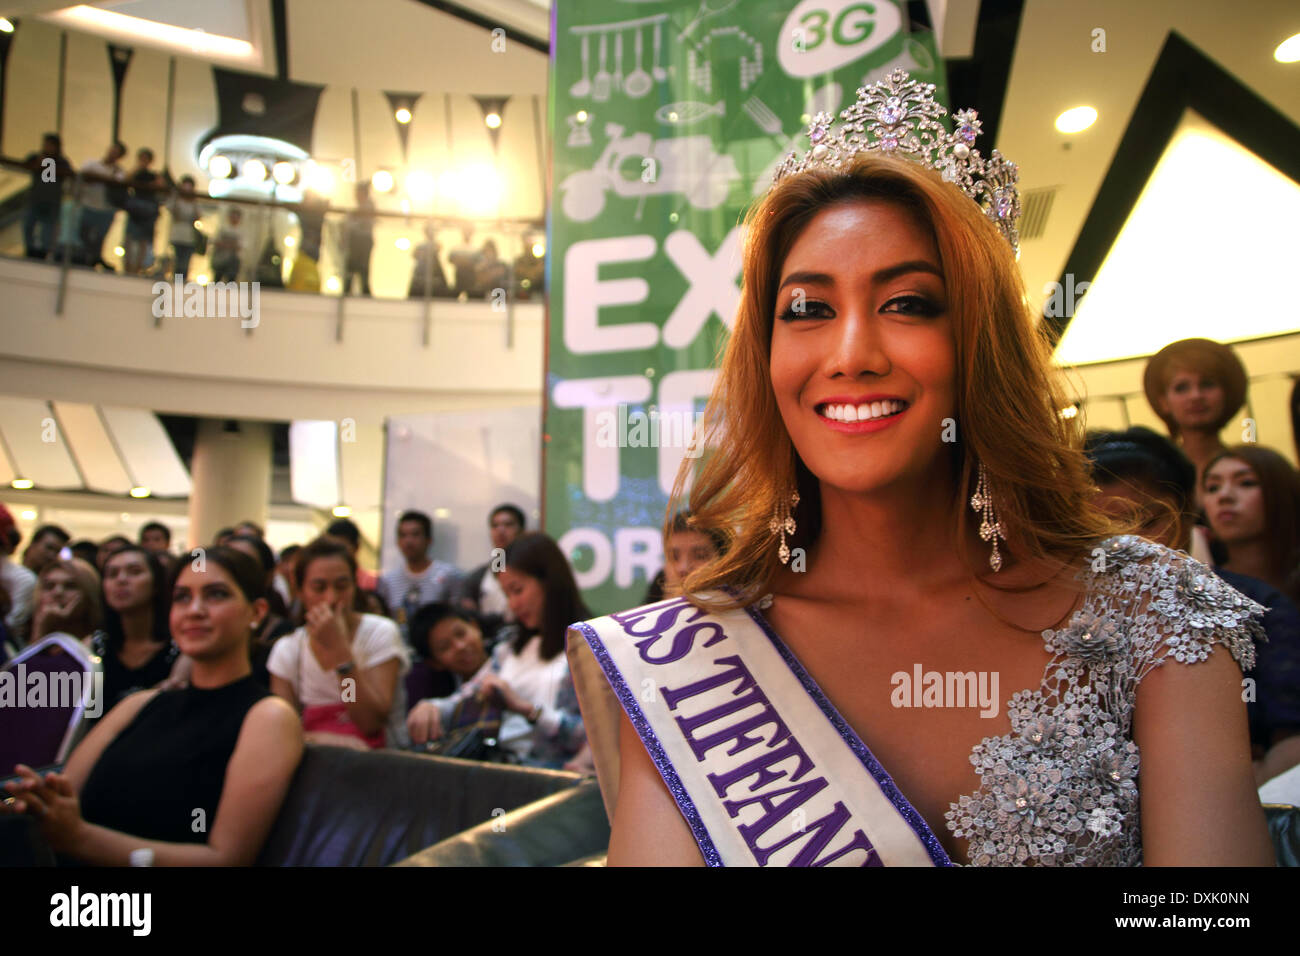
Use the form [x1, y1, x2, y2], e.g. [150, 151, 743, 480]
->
[371, 169, 394, 193]
[1276, 33, 1300, 63]
[1055, 106, 1098, 134]
[11, 478, 33, 489]
[130, 486, 150, 498]
[332, 505, 351, 517]
[485, 112, 502, 129]
[395, 108, 412, 124]
[0, 18, 15, 33]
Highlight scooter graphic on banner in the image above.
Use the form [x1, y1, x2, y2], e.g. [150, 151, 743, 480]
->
[559, 122, 740, 222]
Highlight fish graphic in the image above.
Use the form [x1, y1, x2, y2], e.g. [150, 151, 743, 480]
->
[655, 100, 725, 126]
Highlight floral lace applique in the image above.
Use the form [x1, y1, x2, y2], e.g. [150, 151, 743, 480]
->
[944, 536, 1263, 866]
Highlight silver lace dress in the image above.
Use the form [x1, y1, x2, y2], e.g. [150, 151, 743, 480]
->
[944, 535, 1264, 866]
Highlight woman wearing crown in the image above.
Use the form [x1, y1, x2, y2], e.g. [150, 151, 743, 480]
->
[565, 72, 1274, 867]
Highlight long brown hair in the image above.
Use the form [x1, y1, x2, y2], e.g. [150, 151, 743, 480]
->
[669, 152, 1117, 610]
[1203, 444, 1300, 602]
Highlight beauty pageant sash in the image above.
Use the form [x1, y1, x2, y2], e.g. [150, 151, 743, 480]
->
[570, 595, 951, 867]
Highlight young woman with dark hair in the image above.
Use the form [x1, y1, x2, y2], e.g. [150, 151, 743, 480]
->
[92, 546, 185, 716]
[1203, 445, 1300, 606]
[2, 548, 303, 864]
[407, 532, 589, 769]
[226, 534, 296, 687]
[267, 537, 410, 748]
[568, 73, 1272, 867]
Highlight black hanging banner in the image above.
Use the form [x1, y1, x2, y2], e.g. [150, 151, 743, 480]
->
[382, 91, 422, 162]
[107, 44, 133, 142]
[199, 67, 326, 156]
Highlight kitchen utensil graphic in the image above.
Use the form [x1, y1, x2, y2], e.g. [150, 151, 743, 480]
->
[593, 34, 612, 101]
[625, 27, 652, 98]
[570, 34, 592, 98]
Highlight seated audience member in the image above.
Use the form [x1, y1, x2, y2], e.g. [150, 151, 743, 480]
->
[69, 540, 100, 567]
[22, 523, 70, 575]
[96, 535, 132, 573]
[1, 548, 303, 865]
[213, 527, 236, 547]
[1204, 445, 1300, 605]
[226, 534, 297, 687]
[138, 521, 171, 555]
[93, 546, 183, 716]
[268, 537, 410, 749]
[0, 506, 38, 642]
[29, 557, 102, 643]
[461, 504, 525, 634]
[407, 532, 588, 770]
[325, 516, 380, 593]
[643, 511, 728, 604]
[233, 520, 265, 540]
[274, 544, 300, 615]
[1202, 445, 1300, 783]
[1085, 431, 1300, 785]
[379, 510, 463, 647]
[404, 602, 493, 708]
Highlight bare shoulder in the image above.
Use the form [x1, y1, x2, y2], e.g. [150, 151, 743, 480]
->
[240, 695, 305, 742]
[607, 707, 705, 867]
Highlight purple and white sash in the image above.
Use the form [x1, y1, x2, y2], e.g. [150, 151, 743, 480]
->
[569, 595, 951, 867]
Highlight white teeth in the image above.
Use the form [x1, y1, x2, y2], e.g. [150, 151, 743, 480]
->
[821, 400, 906, 423]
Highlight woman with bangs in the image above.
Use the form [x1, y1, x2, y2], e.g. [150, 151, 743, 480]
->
[567, 73, 1273, 867]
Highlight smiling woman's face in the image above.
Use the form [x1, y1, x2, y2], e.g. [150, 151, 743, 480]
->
[769, 199, 957, 497]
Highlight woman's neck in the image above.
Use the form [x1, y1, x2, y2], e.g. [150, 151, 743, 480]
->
[1220, 538, 1281, 592]
[799, 465, 976, 603]
[1179, 428, 1226, 475]
[189, 654, 253, 689]
[120, 606, 158, 643]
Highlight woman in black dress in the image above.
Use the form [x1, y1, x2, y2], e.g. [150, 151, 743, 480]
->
[2, 548, 303, 865]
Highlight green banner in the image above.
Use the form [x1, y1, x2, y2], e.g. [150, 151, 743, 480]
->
[545, 0, 949, 614]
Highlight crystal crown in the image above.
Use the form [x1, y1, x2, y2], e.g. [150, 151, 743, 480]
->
[773, 69, 1021, 254]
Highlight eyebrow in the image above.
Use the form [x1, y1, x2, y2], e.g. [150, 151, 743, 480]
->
[777, 260, 944, 294]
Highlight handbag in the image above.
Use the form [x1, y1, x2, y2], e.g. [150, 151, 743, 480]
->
[425, 693, 504, 762]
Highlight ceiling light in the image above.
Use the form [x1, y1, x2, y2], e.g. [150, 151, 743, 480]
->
[1055, 106, 1097, 134]
[129, 486, 151, 498]
[0, 19, 15, 33]
[531, 241, 545, 258]
[11, 478, 33, 490]
[272, 161, 296, 184]
[395, 237, 411, 251]
[208, 154, 232, 178]
[283, 235, 296, 247]
[485, 112, 502, 129]
[20, 510, 36, 521]
[457, 165, 503, 215]
[241, 158, 267, 182]
[405, 170, 435, 202]
[395, 107, 412, 124]
[303, 161, 334, 193]
[324, 276, 341, 293]
[1276, 33, 1300, 63]
[332, 505, 351, 517]
[371, 169, 394, 193]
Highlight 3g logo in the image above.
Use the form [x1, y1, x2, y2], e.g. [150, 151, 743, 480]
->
[781, 0, 902, 76]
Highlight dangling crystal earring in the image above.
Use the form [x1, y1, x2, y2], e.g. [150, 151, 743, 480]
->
[969, 461, 1005, 572]
[769, 489, 800, 564]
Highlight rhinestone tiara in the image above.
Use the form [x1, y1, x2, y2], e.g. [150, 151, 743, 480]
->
[773, 69, 1021, 254]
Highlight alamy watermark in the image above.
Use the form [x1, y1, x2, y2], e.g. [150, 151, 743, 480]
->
[151, 275, 260, 328]
[0, 665, 103, 718]
[890, 664, 1000, 718]
[595, 404, 705, 458]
